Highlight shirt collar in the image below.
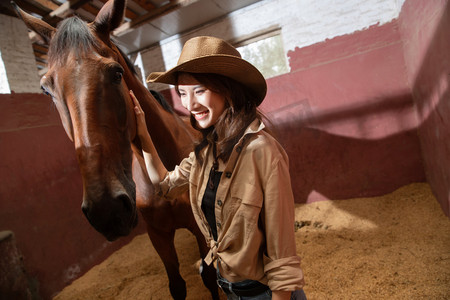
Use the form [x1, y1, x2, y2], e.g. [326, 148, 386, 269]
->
[242, 118, 265, 139]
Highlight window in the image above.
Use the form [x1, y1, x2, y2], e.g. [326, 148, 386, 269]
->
[236, 32, 289, 79]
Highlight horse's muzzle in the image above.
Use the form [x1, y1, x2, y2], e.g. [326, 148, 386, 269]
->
[81, 191, 138, 241]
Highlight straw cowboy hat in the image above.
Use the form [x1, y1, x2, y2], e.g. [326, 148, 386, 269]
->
[146, 36, 267, 106]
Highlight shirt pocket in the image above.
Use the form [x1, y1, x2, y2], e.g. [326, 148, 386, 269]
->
[231, 182, 263, 207]
[229, 182, 263, 241]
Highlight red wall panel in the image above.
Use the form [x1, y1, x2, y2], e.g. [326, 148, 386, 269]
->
[259, 21, 424, 203]
[166, 21, 425, 204]
[0, 93, 145, 299]
[398, 0, 450, 217]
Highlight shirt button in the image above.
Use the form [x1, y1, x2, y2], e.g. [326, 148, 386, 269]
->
[225, 172, 232, 178]
[217, 223, 222, 229]
[236, 146, 242, 153]
[217, 200, 223, 207]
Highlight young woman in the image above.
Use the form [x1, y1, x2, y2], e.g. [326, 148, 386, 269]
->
[130, 36, 306, 300]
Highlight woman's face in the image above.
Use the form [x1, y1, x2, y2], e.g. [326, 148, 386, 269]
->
[177, 73, 227, 129]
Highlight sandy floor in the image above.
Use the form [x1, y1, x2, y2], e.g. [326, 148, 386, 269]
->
[54, 183, 450, 300]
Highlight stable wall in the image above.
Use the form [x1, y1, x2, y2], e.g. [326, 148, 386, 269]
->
[163, 19, 425, 203]
[147, 0, 425, 203]
[0, 93, 145, 299]
[264, 20, 424, 202]
[0, 15, 40, 93]
[398, 0, 450, 216]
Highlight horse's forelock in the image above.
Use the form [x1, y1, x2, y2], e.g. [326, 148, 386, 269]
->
[49, 16, 99, 65]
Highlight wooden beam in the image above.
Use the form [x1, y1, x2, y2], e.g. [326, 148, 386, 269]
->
[8, 0, 49, 16]
[28, 0, 59, 11]
[49, 0, 91, 18]
[32, 43, 48, 54]
[132, 0, 156, 12]
[114, 0, 199, 35]
[80, 2, 100, 17]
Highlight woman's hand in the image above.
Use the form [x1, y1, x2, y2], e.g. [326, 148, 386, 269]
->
[129, 90, 168, 186]
[272, 290, 292, 300]
[130, 90, 149, 138]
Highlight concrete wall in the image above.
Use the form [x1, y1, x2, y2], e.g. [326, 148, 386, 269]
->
[264, 20, 424, 203]
[398, 0, 450, 217]
[0, 93, 145, 299]
[140, 0, 406, 90]
[0, 15, 40, 94]
[160, 19, 425, 204]
[152, 0, 425, 203]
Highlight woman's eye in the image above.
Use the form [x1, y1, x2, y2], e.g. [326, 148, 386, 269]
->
[195, 89, 205, 95]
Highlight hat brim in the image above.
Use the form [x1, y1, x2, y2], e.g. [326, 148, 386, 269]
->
[146, 55, 267, 106]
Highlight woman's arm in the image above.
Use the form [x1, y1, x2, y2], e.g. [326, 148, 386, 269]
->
[130, 90, 168, 185]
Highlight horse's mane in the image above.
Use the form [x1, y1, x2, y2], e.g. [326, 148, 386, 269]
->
[49, 16, 98, 66]
[48, 16, 173, 113]
[48, 17, 134, 74]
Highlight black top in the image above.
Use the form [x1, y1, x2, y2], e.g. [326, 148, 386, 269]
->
[201, 169, 222, 241]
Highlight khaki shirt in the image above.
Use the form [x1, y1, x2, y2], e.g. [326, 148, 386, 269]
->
[159, 119, 304, 291]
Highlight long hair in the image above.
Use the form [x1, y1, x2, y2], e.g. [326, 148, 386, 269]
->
[176, 73, 264, 164]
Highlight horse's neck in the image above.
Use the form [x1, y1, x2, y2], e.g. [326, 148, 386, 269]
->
[115, 44, 196, 169]
[133, 87, 196, 169]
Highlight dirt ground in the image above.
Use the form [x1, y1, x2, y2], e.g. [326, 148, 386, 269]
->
[54, 183, 450, 300]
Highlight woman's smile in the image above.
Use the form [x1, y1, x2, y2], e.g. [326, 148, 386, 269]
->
[177, 73, 226, 129]
[193, 110, 209, 120]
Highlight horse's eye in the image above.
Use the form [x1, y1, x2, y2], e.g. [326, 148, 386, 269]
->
[115, 71, 123, 82]
[112, 69, 123, 84]
[41, 86, 51, 96]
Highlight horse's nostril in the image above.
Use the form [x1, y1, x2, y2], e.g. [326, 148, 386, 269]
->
[117, 194, 132, 213]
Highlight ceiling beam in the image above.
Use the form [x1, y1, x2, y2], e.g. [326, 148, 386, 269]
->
[49, 0, 91, 18]
[114, 0, 200, 35]
[28, 0, 59, 11]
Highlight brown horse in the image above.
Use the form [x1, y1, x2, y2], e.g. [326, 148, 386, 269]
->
[12, 0, 219, 299]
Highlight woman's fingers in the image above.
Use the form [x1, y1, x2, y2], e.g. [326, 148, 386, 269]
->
[130, 90, 142, 110]
[129, 90, 149, 137]
[130, 90, 145, 117]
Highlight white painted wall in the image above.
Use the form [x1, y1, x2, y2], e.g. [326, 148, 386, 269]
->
[141, 0, 405, 90]
[0, 51, 10, 93]
[0, 0, 405, 93]
[0, 14, 40, 94]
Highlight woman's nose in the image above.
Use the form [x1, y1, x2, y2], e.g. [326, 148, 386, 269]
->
[183, 93, 195, 111]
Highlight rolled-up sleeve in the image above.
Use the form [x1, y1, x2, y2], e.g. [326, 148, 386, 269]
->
[158, 151, 195, 199]
[261, 152, 304, 291]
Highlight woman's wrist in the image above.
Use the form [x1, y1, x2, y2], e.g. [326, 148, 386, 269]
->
[272, 290, 292, 300]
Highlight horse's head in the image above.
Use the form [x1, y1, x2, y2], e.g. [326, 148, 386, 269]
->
[13, 0, 140, 241]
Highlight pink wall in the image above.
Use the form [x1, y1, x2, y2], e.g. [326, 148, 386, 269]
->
[398, 0, 450, 217]
[262, 21, 425, 203]
[166, 20, 425, 203]
[0, 93, 145, 299]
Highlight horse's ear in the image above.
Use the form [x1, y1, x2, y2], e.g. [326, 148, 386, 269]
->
[11, 1, 55, 45]
[92, 0, 126, 35]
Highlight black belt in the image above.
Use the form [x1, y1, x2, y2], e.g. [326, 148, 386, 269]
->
[218, 280, 270, 297]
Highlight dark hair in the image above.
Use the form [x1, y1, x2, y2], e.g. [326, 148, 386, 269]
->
[176, 73, 263, 164]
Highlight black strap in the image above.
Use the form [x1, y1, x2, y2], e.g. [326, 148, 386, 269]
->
[218, 280, 270, 297]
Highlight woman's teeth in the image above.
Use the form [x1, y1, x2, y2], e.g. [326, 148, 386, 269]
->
[194, 111, 208, 120]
